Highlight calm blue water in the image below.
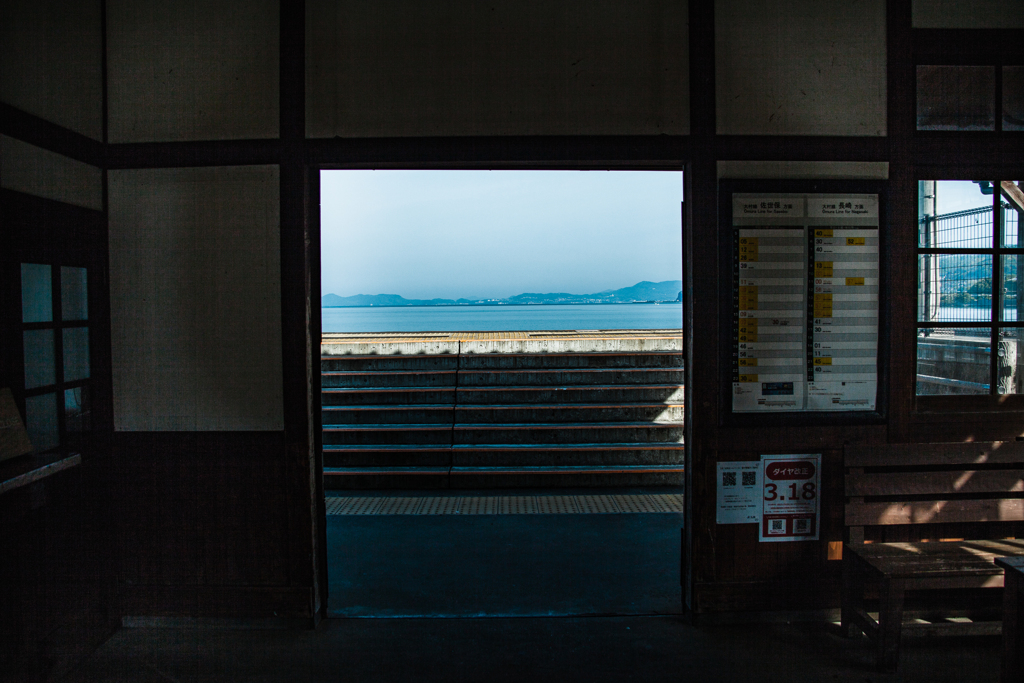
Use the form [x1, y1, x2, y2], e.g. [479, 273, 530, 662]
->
[322, 303, 683, 333]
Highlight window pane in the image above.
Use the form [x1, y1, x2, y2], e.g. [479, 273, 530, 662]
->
[997, 328, 1024, 395]
[25, 393, 59, 452]
[919, 181, 993, 248]
[62, 327, 90, 382]
[21, 263, 52, 323]
[917, 327, 990, 395]
[64, 386, 91, 433]
[1003, 182, 1023, 247]
[23, 329, 55, 389]
[1004, 66, 1024, 131]
[917, 65, 995, 130]
[918, 254, 991, 322]
[61, 267, 88, 321]
[1002, 255, 1023, 321]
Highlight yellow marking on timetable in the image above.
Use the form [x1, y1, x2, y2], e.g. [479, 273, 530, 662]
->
[846, 237, 865, 246]
[738, 237, 758, 246]
[814, 293, 833, 302]
[739, 299, 757, 310]
[813, 357, 832, 365]
[737, 374, 759, 383]
[846, 277, 865, 286]
[738, 358, 757, 367]
[814, 229, 834, 237]
[815, 261, 834, 277]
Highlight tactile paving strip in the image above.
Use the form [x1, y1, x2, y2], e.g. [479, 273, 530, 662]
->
[325, 493, 683, 516]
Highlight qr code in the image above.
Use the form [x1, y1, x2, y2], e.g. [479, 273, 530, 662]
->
[794, 518, 810, 534]
[742, 471, 756, 486]
[722, 472, 737, 486]
[769, 519, 785, 534]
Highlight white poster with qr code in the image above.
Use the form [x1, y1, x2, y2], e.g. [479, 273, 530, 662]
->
[716, 462, 762, 524]
[759, 454, 820, 542]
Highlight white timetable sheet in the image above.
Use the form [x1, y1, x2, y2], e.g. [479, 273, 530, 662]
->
[731, 194, 879, 413]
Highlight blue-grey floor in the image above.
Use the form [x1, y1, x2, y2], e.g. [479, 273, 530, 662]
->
[326, 489, 684, 618]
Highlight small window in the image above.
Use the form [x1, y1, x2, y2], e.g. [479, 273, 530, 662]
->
[917, 181, 1024, 395]
[18, 263, 92, 454]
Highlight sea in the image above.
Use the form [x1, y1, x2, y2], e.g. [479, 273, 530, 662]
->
[322, 303, 683, 333]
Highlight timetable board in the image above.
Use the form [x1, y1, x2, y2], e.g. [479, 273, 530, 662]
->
[731, 193, 879, 413]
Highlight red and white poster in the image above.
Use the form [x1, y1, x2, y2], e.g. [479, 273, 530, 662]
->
[759, 454, 820, 543]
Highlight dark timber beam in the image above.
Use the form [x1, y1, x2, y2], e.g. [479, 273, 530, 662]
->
[684, 0, 717, 615]
[0, 103, 105, 167]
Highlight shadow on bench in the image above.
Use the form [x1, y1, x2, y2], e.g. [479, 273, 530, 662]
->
[841, 441, 1024, 672]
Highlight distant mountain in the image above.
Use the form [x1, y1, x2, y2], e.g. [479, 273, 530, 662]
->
[322, 293, 460, 307]
[322, 280, 683, 307]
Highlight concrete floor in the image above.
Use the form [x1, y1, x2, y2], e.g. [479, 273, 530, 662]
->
[64, 616, 1001, 682]
[326, 489, 684, 617]
[62, 488, 1003, 682]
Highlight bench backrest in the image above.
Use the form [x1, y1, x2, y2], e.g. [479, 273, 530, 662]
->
[844, 442, 1024, 543]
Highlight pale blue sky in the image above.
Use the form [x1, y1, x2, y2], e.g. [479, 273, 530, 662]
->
[320, 170, 683, 301]
[934, 180, 998, 215]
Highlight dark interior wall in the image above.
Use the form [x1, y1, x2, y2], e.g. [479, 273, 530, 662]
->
[100, 0, 316, 621]
[306, 0, 689, 138]
[0, 0, 103, 141]
[3, 2, 1024, 653]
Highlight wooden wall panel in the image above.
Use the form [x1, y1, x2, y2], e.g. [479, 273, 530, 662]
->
[111, 432, 314, 619]
[106, 0, 279, 142]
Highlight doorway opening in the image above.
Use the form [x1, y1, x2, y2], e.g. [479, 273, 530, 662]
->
[318, 169, 685, 617]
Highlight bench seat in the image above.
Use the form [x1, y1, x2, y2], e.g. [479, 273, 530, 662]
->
[842, 442, 1024, 672]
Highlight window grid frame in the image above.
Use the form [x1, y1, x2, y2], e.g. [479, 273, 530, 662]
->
[18, 263, 92, 452]
[916, 183, 1024, 397]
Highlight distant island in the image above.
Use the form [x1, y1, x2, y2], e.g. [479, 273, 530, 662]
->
[322, 280, 683, 307]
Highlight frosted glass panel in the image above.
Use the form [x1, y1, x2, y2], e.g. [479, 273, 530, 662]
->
[25, 393, 59, 452]
[917, 66, 995, 130]
[23, 329, 55, 388]
[1005, 67, 1024, 131]
[61, 267, 88, 321]
[21, 263, 52, 323]
[62, 327, 90, 382]
[997, 328, 1024, 395]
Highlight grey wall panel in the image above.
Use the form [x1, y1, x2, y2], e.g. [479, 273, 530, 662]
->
[108, 166, 284, 431]
[717, 161, 889, 180]
[716, 0, 886, 136]
[107, 0, 279, 142]
[306, 0, 688, 138]
[913, 0, 1024, 28]
[0, 0, 103, 140]
[1, 136, 103, 210]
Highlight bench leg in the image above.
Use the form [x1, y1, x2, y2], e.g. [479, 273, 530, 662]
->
[841, 557, 864, 638]
[1003, 571, 1023, 683]
[877, 578, 906, 673]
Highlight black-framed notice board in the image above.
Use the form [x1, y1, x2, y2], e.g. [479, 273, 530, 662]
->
[719, 180, 888, 425]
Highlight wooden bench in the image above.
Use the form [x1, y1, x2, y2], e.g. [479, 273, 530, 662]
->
[997, 556, 1024, 683]
[842, 442, 1024, 672]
